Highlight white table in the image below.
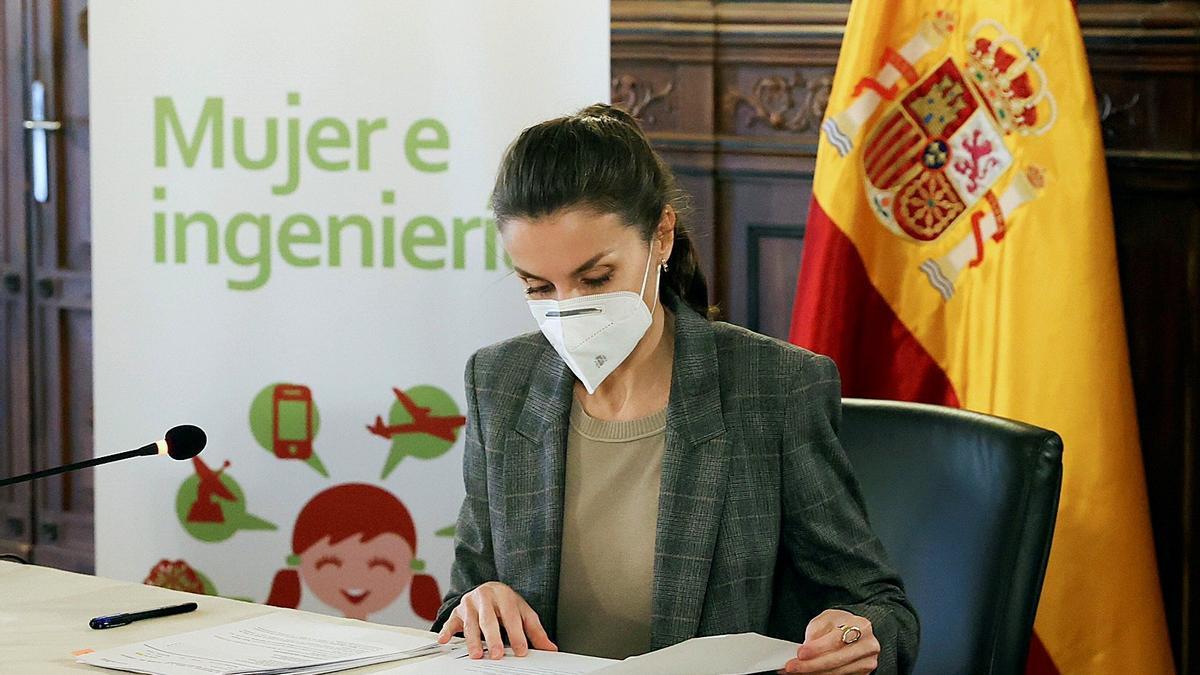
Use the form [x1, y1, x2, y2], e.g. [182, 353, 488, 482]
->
[0, 561, 442, 673]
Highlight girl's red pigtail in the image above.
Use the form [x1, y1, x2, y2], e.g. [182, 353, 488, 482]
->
[266, 569, 302, 608]
[410, 574, 442, 621]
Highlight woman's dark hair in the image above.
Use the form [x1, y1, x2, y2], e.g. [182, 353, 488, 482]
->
[491, 103, 713, 319]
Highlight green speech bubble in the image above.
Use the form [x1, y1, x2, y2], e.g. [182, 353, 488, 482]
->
[175, 470, 277, 543]
[249, 382, 328, 477]
[373, 385, 465, 479]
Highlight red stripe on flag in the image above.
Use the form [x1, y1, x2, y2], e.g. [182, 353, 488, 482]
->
[1026, 633, 1061, 674]
[864, 114, 906, 168]
[789, 198, 959, 406]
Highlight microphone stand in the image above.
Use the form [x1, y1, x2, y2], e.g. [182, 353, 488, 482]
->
[0, 443, 160, 487]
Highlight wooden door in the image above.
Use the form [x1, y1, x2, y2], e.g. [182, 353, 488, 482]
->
[0, 0, 94, 573]
[28, 0, 93, 573]
[0, 0, 34, 563]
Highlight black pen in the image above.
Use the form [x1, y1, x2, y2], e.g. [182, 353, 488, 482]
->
[89, 602, 198, 629]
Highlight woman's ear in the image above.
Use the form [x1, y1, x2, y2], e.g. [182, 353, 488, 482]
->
[657, 206, 677, 263]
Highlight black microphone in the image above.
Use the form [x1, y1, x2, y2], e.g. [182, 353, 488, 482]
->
[0, 425, 207, 487]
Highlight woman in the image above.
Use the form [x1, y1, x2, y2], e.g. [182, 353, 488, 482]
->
[433, 104, 918, 674]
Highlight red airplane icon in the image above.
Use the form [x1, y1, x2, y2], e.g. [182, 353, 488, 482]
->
[367, 388, 466, 443]
[186, 456, 234, 524]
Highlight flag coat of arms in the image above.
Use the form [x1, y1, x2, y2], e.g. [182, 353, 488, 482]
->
[791, 1, 1174, 672]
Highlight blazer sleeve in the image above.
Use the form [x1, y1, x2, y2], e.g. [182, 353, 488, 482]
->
[431, 352, 499, 631]
[780, 353, 919, 673]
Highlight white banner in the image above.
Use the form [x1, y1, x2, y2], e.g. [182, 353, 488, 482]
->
[90, 0, 608, 627]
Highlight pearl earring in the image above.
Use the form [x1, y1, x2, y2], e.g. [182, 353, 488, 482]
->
[660, 260, 669, 272]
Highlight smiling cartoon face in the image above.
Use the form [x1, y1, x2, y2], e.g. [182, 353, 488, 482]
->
[297, 532, 414, 620]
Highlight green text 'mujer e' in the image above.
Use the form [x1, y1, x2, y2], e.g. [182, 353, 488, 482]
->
[151, 94, 509, 291]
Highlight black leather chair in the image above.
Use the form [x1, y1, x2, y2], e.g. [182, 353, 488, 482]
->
[839, 398, 1063, 675]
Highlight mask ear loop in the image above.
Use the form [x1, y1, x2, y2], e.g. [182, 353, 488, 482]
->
[638, 241, 662, 316]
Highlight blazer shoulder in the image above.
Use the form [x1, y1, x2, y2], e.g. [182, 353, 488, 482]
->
[704, 321, 842, 432]
[708, 320, 837, 384]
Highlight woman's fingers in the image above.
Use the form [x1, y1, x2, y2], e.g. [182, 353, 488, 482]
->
[472, 592, 506, 660]
[461, 604, 485, 659]
[498, 601, 529, 656]
[828, 656, 880, 675]
[781, 655, 878, 675]
[442, 584, 555, 660]
[784, 638, 880, 673]
[436, 612, 463, 644]
[521, 605, 558, 651]
[794, 626, 844, 660]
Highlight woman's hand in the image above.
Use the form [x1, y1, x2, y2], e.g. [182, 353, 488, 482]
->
[436, 581, 558, 660]
[782, 609, 880, 674]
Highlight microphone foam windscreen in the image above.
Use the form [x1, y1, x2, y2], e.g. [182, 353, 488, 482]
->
[165, 425, 207, 460]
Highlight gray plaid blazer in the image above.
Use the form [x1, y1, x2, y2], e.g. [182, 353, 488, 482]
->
[434, 292, 919, 673]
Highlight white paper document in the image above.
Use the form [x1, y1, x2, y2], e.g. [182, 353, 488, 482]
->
[378, 647, 614, 674]
[379, 633, 799, 675]
[592, 633, 800, 675]
[75, 613, 449, 675]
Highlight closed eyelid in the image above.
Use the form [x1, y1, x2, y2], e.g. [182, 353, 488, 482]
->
[367, 557, 396, 572]
[314, 555, 342, 569]
[581, 272, 613, 286]
[524, 282, 554, 295]
[580, 264, 614, 277]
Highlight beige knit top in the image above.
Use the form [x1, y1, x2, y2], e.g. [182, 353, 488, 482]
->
[554, 398, 668, 660]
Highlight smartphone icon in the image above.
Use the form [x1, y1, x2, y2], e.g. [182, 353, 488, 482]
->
[273, 384, 314, 459]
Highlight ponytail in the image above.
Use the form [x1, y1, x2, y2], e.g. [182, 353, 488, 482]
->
[266, 568, 301, 609]
[663, 221, 714, 319]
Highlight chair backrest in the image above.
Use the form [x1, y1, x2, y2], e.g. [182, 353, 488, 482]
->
[839, 398, 1063, 675]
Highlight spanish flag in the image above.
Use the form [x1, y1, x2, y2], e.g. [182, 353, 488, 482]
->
[789, 2, 1173, 672]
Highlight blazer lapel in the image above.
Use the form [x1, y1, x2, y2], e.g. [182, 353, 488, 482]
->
[651, 300, 731, 649]
[507, 344, 573, 635]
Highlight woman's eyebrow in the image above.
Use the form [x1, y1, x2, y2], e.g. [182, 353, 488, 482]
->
[512, 250, 614, 280]
[512, 265, 543, 280]
[570, 250, 614, 275]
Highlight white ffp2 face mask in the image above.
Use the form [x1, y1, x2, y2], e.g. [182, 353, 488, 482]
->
[527, 247, 661, 394]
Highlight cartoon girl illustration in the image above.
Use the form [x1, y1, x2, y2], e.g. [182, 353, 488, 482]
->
[266, 483, 441, 621]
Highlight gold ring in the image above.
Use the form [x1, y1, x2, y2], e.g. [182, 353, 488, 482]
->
[837, 624, 863, 645]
